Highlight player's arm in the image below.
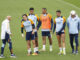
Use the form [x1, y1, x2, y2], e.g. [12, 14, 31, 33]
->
[21, 19, 24, 34]
[21, 19, 25, 37]
[67, 18, 69, 29]
[35, 14, 40, 22]
[58, 17, 66, 33]
[78, 18, 80, 31]
[37, 16, 41, 30]
[35, 14, 41, 30]
[49, 14, 53, 30]
[29, 19, 35, 34]
[37, 20, 41, 30]
[7, 22, 11, 35]
[53, 18, 56, 33]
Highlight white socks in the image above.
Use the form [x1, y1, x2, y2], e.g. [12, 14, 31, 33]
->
[34, 48, 37, 53]
[59, 47, 62, 53]
[50, 45, 52, 49]
[28, 47, 38, 53]
[42, 45, 53, 51]
[42, 45, 46, 50]
[59, 47, 66, 54]
[28, 48, 31, 54]
[63, 48, 66, 54]
[36, 47, 38, 51]
[50, 45, 52, 51]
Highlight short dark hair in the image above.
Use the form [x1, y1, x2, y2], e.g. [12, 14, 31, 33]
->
[22, 14, 27, 17]
[56, 10, 61, 13]
[42, 8, 47, 11]
[29, 7, 34, 10]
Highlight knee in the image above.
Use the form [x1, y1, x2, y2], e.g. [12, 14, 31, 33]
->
[8, 42, 12, 47]
[2, 44, 5, 47]
[62, 40, 65, 43]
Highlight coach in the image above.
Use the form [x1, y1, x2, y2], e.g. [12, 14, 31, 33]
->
[67, 10, 80, 54]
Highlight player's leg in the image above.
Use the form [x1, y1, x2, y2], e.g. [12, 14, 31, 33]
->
[0, 39, 6, 58]
[26, 32, 32, 56]
[61, 33, 66, 55]
[32, 40, 38, 55]
[74, 34, 79, 54]
[47, 32, 52, 52]
[7, 39, 16, 58]
[31, 33, 38, 55]
[69, 34, 74, 53]
[41, 36, 46, 51]
[56, 33, 62, 54]
[35, 32, 39, 53]
[7, 39, 13, 54]
[27, 40, 32, 56]
[5, 33, 15, 58]
[40, 31, 46, 51]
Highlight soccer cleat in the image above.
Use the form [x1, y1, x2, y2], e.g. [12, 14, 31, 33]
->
[0, 55, 5, 58]
[58, 51, 63, 55]
[75, 51, 78, 55]
[10, 54, 16, 58]
[40, 49, 46, 52]
[27, 52, 32, 56]
[63, 52, 66, 55]
[72, 50, 75, 54]
[32, 53, 38, 56]
[27, 54, 31, 56]
[36, 51, 40, 54]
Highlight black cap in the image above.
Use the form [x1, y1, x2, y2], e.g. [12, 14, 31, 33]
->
[56, 10, 61, 13]
[42, 8, 47, 10]
[29, 7, 34, 10]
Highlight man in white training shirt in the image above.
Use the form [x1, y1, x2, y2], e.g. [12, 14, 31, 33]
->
[0, 16, 16, 58]
[67, 10, 80, 54]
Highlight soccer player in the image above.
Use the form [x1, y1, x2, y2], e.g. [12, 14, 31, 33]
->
[0, 16, 16, 58]
[53, 10, 66, 55]
[27, 8, 39, 53]
[67, 10, 80, 54]
[21, 14, 38, 56]
[37, 8, 53, 52]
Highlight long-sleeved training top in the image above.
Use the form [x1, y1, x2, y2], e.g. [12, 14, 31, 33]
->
[1, 19, 11, 40]
[27, 14, 39, 32]
[67, 15, 80, 34]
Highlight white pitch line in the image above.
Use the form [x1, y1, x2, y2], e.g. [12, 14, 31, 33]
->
[57, 0, 80, 10]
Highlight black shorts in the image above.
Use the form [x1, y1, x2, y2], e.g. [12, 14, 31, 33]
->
[5, 33, 11, 40]
[34, 32, 38, 37]
[56, 32, 65, 35]
[2, 33, 11, 43]
[26, 31, 35, 40]
[42, 31, 51, 37]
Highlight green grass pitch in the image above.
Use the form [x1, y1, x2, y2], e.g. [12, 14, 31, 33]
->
[0, 0, 80, 60]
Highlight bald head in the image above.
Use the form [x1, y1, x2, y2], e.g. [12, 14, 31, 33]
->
[7, 16, 11, 20]
[70, 10, 76, 18]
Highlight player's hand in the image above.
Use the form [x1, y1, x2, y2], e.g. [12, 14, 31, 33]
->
[35, 27, 37, 30]
[10, 33, 12, 36]
[50, 30, 52, 32]
[32, 31, 34, 34]
[21, 34, 24, 38]
[53, 32, 54, 34]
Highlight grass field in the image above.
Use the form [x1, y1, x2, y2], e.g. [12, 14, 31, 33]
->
[0, 0, 80, 60]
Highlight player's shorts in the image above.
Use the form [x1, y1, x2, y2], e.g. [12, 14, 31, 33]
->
[2, 33, 11, 43]
[34, 32, 38, 37]
[5, 33, 11, 40]
[56, 32, 65, 35]
[26, 31, 35, 40]
[42, 31, 51, 37]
